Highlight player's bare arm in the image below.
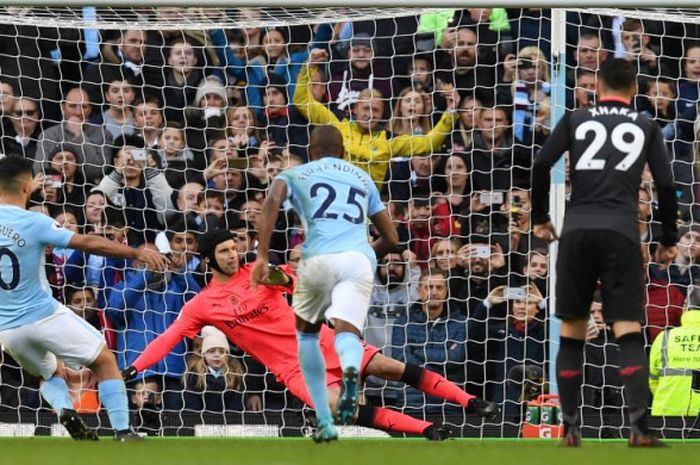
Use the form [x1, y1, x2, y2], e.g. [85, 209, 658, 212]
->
[68, 234, 169, 272]
[370, 209, 400, 259]
[252, 179, 288, 285]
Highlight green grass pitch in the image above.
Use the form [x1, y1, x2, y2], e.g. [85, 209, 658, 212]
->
[1, 438, 699, 465]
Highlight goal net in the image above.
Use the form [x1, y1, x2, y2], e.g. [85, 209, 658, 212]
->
[0, 5, 696, 439]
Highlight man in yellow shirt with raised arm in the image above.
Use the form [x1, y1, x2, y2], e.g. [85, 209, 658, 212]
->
[294, 48, 458, 189]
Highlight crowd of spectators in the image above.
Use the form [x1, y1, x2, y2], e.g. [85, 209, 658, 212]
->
[0, 7, 699, 430]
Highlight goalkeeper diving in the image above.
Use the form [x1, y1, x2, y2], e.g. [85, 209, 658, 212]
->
[122, 229, 499, 441]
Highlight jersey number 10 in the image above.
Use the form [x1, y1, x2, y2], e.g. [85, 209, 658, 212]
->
[310, 183, 366, 224]
[575, 121, 646, 172]
[0, 248, 20, 291]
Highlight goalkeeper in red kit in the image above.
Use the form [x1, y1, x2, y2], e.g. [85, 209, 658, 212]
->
[122, 230, 499, 439]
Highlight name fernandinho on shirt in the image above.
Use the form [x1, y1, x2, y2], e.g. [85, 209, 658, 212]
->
[297, 160, 372, 191]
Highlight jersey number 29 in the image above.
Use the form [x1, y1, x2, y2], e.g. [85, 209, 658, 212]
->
[310, 183, 366, 224]
[575, 121, 645, 172]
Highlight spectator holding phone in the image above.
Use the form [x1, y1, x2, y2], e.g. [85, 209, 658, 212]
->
[495, 187, 547, 271]
[522, 248, 549, 297]
[48, 146, 91, 210]
[502, 47, 551, 145]
[154, 122, 198, 189]
[574, 69, 597, 109]
[472, 283, 547, 416]
[429, 238, 471, 310]
[96, 136, 174, 243]
[452, 241, 508, 315]
[617, 19, 658, 77]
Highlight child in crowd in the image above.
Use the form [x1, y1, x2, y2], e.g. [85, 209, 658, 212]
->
[184, 326, 244, 413]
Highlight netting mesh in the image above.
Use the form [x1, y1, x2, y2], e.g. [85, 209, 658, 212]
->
[0, 6, 698, 439]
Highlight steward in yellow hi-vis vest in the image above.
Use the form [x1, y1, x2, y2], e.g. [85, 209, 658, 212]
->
[294, 53, 457, 190]
[649, 309, 700, 416]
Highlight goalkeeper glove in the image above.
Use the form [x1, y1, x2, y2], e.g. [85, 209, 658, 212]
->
[121, 365, 138, 382]
[260, 265, 292, 287]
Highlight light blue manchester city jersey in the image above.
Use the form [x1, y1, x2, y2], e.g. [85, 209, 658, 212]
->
[0, 205, 75, 330]
[277, 158, 385, 266]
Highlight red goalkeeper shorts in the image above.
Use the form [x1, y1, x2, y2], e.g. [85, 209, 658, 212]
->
[282, 340, 381, 407]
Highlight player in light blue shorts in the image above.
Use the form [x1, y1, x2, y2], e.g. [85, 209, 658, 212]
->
[0, 156, 167, 441]
[253, 126, 399, 442]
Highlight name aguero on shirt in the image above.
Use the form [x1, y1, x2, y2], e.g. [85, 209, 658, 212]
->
[297, 161, 372, 190]
[0, 224, 26, 247]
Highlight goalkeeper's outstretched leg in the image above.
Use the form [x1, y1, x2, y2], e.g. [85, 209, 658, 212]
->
[311, 352, 499, 440]
[364, 353, 500, 419]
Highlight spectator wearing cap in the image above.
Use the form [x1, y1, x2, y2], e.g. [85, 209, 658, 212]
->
[210, 24, 333, 114]
[34, 86, 109, 185]
[184, 326, 245, 413]
[261, 73, 310, 158]
[184, 77, 228, 155]
[295, 50, 459, 188]
[328, 32, 397, 112]
[107, 239, 201, 411]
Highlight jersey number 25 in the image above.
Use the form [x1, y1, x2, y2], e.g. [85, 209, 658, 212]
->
[310, 183, 366, 224]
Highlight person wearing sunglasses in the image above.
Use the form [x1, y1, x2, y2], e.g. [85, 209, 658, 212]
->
[1, 97, 41, 160]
